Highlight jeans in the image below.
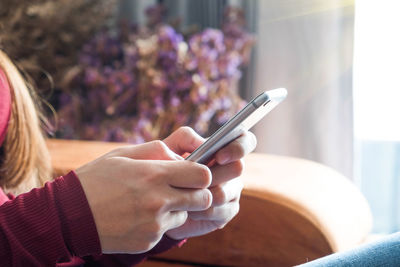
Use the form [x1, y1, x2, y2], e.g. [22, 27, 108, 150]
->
[299, 232, 400, 267]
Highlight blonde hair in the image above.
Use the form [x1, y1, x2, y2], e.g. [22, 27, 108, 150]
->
[0, 50, 51, 195]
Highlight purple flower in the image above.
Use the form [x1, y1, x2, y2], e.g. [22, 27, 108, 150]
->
[56, 4, 253, 143]
[146, 4, 166, 27]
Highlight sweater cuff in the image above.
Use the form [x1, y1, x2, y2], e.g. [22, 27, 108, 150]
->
[54, 171, 101, 257]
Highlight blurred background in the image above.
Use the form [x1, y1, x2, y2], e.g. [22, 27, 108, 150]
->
[0, 0, 399, 234]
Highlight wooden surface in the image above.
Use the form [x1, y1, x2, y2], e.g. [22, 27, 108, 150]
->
[47, 139, 372, 267]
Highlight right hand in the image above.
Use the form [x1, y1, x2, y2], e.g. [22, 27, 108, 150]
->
[75, 141, 212, 254]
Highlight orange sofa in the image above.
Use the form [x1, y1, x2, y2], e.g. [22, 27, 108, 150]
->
[47, 139, 372, 267]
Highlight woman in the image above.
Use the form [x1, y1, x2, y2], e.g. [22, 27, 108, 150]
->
[0, 49, 257, 266]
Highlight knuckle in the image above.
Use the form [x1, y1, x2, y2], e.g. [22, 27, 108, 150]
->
[202, 189, 213, 209]
[179, 126, 195, 137]
[150, 140, 173, 159]
[178, 126, 202, 148]
[198, 165, 212, 187]
[151, 140, 169, 153]
[234, 143, 246, 158]
[147, 198, 167, 214]
[232, 160, 245, 177]
[176, 211, 188, 226]
[213, 186, 227, 206]
[224, 143, 245, 161]
[179, 210, 188, 221]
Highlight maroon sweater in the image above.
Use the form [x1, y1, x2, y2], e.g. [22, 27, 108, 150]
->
[0, 69, 184, 266]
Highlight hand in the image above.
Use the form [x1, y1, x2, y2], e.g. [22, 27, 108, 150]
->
[163, 127, 257, 239]
[75, 141, 213, 253]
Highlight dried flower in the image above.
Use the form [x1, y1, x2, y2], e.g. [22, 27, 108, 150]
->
[57, 4, 253, 143]
[0, 0, 117, 94]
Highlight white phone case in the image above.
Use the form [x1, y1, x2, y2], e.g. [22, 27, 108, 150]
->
[186, 88, 287, 164]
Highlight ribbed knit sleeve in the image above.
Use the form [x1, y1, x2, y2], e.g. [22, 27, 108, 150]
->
[0, 171, 101, 266]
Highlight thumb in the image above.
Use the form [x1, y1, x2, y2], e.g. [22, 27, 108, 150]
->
[164, 127, 205, 155]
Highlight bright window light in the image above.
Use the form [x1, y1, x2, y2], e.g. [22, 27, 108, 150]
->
[354, 0, 400, 141]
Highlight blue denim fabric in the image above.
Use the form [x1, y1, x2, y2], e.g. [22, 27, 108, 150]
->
[299, 232, 400, 267]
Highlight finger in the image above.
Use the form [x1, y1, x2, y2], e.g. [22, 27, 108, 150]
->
[210, 160, 244, 186]
[188, 201, 240, 221]
[166, 217, 224, 239]
[165, 218, 200, 239]
[110, 140, 183, 161]
[214, 131, 257, 165]
[164, 126, 205, 155]
[210, 178, 244, 206]
[164, 211, 188, 231]
[168, 188, 212, 212]
[165, 161, 212, 189]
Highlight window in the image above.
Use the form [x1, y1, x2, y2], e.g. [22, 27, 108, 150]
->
[353, 0, 400, 233]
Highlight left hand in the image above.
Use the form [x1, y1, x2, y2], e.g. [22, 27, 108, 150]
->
[163, 127, 257, 239]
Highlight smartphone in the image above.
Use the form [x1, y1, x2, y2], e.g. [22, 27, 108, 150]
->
[186, 88, 287, 164]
